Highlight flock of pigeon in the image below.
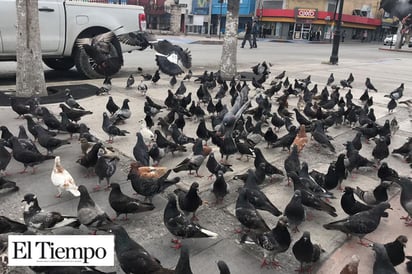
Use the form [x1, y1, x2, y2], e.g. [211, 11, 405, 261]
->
[1, 40, 412, 273]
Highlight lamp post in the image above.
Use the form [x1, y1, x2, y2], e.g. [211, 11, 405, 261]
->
[329, 0, 344, 64]
[207, 0, 212, 37]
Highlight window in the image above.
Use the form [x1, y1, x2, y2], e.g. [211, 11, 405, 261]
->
[263, 0, 283, 9]
[327, 0, 337, 12]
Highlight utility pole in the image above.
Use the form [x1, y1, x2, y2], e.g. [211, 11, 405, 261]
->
[218, 0, 223, 39]
[329, 0, 344, 64]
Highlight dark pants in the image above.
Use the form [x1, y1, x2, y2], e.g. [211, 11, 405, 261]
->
[241, 34, 252, 48]
[252, 34, 257, 48]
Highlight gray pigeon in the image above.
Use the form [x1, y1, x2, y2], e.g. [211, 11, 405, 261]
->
[323, 202, 391, 245]
[372, 242, 399, 274]
[94, 148, 119, 191]
[284, 190, 306, 233]
[133, 132, 149, 167]
[102, 112, 129, 143]
[395, 177, 412, 225]
[77, 185, 112, 233]
[292, 231, 324, 273]
[22, 193, 80, 230]
[174, 245, 193, 274]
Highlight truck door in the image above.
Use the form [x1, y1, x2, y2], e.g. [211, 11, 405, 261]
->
[0, 0, 64, 55]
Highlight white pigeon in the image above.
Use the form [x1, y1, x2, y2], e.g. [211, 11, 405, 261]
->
[137, 119, 155, 145]
[51, 156, 80, 198]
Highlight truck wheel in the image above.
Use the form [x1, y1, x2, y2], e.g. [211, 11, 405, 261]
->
[73, 36, 123, 79]
[73, 47, 103, 79]
[43, 58, 75, 71]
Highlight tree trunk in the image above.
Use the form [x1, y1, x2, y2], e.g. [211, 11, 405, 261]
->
[219, 0, 240, 79]
[16, 0, 47, 97]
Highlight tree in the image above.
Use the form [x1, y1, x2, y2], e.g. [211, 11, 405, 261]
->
[219, 0, 240, 79]
[16, 0, 47, 97]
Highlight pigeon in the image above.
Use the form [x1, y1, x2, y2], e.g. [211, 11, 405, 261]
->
[80, 137, 91, 155]
[102, 112, 129, 143]
[108, 183, 155, 220]
[284, 190, 306, 233]
[255, 216, 291, 268]
[35, 125, 70, 155]
[235, 187, 270, 241]
[65, 89, 85, 110]
[133, 132, 150, 167]
[153, 39, 192, 76]
[323, 202, 391, 245]
[137, 119, 155, 145]
[372, 136, 390, 163]
[110, 99, 131, 124]
[395, 177, 412, 225]
[271, 126, 298, 151]
[371, 242, 398, 274]
[110, 225, 174, 274]
[0, 140, 11, 175]
[59, 103, 93, 123]
[217, 260, 230, 274]
[365, 77, 378, 92]
[327, 73, 334, 86]
[41, 107, 63, 131]
[9, 136, 55, 174]
[174, 245, 193, 274]
[206, 152, 233, 178]
[174, 182, 203, 221]
[10, 97, 30, 118]
[0, 176, 19, 193]
[51, 156, 80, 198]
[211, 170, 229, 204]
[117, 30, 153, 50]
[377, 162, 399, 183]
[128, 166, 180, 203]
[59, 112, 81, 138]
[384, 235, 408, 266]
[339, 255, 360, 274]
[0, 215, 27, 234]
[22, 193, 80, 230]
[387, 98, 397, 113]
[164, 193, 218, 249]
[173, 139, 207, 177]
[94, 148, 119, 191]
[407, 256, 412, 273]
[341, 186, 374, 216]
[183, 70, 193, 81]
[385, 83, 404, 100]
[346, 149, 376, 174]
[243, 170, 282, 217]
[79, 123, 100, 143]
[292, 231, 324, 273]
[254, 147, 284, 178]
[354, 182, 391, 205]
[77, 185, 113, 233]
[106, 96, 119, 116]
[312, 121, 335, 153]
[125, 74, 135, 88]
[284, 145, 300, 184]
[76, 142, 103, 176]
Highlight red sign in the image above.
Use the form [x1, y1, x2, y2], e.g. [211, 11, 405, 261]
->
[295, 8, 317, 19]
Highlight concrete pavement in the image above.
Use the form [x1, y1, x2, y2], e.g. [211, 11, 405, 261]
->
[0, 37, 412, 274]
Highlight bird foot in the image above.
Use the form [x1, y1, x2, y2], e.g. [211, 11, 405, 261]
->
[260, 258, 270, 268]
[195, 174, 204, 178]
[170, 239, 182, 249]
[106, 140, 113, 144]
[358, 239, 371, 247]
[104, 185, 111, 191]
[19, 169, 28, 174]
[400, 215, 411, 221]
[292, 226, 300, 233]
[234, 228, 243, 234]
[55, 194, 62, 198]
[93, 185, 101, 192]
[271, 260, 282, 268]
[208, 174, 214, 180]
[190, 215, 199, 222]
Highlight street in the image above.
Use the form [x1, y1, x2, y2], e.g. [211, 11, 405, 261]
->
[0, 37, 412, 273]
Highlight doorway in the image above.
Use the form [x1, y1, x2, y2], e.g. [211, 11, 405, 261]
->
[294, 22, 311, 40]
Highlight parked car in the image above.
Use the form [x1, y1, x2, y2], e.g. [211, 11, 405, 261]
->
[0, 0, 147, 78]
[383, 34, 405, 46]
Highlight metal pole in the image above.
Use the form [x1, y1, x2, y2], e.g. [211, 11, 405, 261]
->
[218, 1, 222, 39]
[329, 0, 344, 64]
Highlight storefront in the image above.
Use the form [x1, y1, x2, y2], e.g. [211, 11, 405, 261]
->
[256, 8, 382, 41]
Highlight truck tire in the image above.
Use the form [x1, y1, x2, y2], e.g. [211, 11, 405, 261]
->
[74, 36, 123, 79]
[43, 58, 75, 71]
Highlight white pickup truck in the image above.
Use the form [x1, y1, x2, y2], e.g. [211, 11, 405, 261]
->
[0, 0, 146, 78]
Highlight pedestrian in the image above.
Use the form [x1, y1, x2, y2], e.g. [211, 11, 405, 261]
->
[252, 20, 259, 48]
[362, 30, 367, 42]
[341, 30, 346, 42]
[241, 21, 253, 49]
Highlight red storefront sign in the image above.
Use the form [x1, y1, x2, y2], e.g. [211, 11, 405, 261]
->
[295, 8, 317, 19]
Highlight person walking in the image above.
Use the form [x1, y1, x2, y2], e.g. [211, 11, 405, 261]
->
[252, 20, 259, 48]
[241, 21, 253, 49]
[341, 30, 346, 42]
[361, 30, 367, 42]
